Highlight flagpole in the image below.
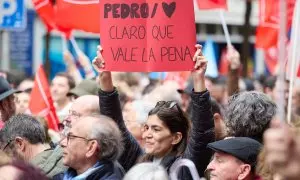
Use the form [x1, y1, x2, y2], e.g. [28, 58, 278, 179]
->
[44, 31, 51, 80]
[61, 34, 68, 52]
[219, 10, 232, 47]
[70, 36, 81, 56]
[287, 0, 300, 124]
[277, 0, 287, 123]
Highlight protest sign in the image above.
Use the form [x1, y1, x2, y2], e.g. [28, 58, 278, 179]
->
[99, 0, 196, 72]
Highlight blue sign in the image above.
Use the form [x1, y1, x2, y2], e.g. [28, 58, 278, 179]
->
[9, 10, 34, 76]
[0, 0, 26, 30]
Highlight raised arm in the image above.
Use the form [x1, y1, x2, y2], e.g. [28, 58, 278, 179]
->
[227, 46, 241, 96]
[183, 45, 215, 177]
[93, 46, 143, 171]
[63, 50, 83, 85]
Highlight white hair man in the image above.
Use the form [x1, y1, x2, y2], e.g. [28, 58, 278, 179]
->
[53, 115, 124, 180]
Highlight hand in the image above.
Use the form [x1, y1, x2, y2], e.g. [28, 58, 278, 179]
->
[264, 120, 300, 180]
[63, 50, 77, 72]
[92, 45, 106, 72]
[92, 45, 113, 92]
[192, 45, 207, 77]
[227, 46, 240, 70]
[192, 44, 207, 92]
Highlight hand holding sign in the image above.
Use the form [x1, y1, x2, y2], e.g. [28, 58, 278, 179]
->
[93, 45, 106, 71]
[92, 45, 114, 92]
[192, 44, 208, 93]
[99, 0, 196, 72]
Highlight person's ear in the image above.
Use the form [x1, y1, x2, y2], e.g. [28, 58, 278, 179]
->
[15, 137, 26, 152]
[237, 164, 251, 180]
[86, 140, 99, 158]
[172, 132, 182, 145]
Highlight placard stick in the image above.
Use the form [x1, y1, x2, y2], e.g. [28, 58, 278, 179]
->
[277, 0, 287, 123]
[219, 10, 232, 47]
[287, 0, 300, 124]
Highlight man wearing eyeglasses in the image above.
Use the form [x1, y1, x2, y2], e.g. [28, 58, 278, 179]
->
[0, 114, 66, 178]
[60, 95, 100, 134]
[53, 114, 123, 180]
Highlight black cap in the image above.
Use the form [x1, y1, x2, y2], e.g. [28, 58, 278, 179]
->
[207, 137, 262, 166]
[0, 77, 18, 101]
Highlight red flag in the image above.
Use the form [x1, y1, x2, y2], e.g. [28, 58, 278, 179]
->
[219, 48, 229, 75]
[29, 66, 60, 131]
[32, 0, 57, 31]
[256, 0, 295, 49]
[264, 43, 300, 77]
[55, 0, 100, 33]
[197, 0, 227, 10]
[264, 46, 279, 75]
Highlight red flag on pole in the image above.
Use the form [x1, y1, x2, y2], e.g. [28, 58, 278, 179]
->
[55, 0, 100, 33]
[29, 66, 60, 131]
[197, 0, 227, 10]
[256, 0, 295, 49]
[32, 0, 57, 31]
[264, 46, 279, 75]
[219, 48, 229, 76]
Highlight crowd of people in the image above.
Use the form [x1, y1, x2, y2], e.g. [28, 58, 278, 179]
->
[0, 44, 300, 180]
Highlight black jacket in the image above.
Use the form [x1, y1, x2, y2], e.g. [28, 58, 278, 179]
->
[98, 89, 214, 178]
[52, 161, 123, 180]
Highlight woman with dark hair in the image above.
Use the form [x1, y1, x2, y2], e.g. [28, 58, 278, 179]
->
[93, 45, 214, 178]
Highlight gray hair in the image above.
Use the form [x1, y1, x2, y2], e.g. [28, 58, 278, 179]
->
[82, 115, 123, 162]
[123, 163, 169, 180]
[2, 114, 46, 144]
[225, 91, 277, 142]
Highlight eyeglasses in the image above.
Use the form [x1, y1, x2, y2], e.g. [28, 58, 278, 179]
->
[2, 139, 13, 151]
[155, 101, 182, 111]
[60, 110, 81, 132]
[155, 101, 185, 117]
[65, 133, 96, 145]
[68, 110, 82, 119]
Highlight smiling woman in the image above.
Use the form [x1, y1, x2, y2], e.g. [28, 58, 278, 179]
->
[141, 101, 190, 160]
[94, 44, 215, 179]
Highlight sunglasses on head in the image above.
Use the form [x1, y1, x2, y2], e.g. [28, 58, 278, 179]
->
[155, 101, 184, 114]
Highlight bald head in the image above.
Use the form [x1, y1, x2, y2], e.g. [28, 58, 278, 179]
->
[65, 95, 100, 126]
[71, 95, 100, 116]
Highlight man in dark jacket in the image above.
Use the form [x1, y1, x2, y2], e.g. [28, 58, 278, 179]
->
[206, 137, 262, 180]
[53, 115, 123, 180]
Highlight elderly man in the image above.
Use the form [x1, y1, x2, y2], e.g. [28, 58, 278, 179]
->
[1, 114, 66, 177]
[0, 77, 17, 125]
[61, 95, 100, 132]
[53, 115, 123, 180]
[60, 94, 125, 178]
[206, 137, 262, 180]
